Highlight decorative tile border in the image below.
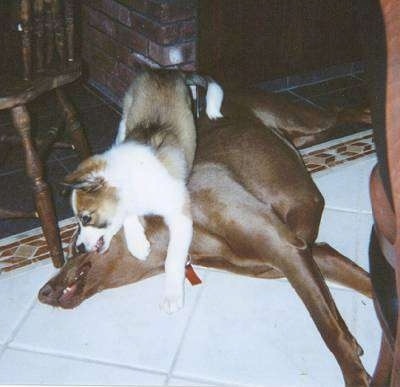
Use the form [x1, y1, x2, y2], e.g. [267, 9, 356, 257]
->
[0, 129, 375, 276]
[301, 129, 375, 174]
[0, 219, 78, 276]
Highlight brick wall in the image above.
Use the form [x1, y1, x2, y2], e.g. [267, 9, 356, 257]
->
[81, 0, 197, 106]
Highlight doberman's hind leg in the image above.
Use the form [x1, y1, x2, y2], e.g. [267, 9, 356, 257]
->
[312, 242, 372, 298]
[249, 210, 370, 386]
[192, 165, 369, 385]
[270, 241, 370, 386]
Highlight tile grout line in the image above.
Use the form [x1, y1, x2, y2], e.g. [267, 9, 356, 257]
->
[289, 79, 365, 100]
[6, 335, 242, 387]
[163, 271, 210, 386]
[0, 344, 5, 361]
[7, 344, 169, 379]
[323, 208, 372, 215]
[83, 84, 122, 116]
[167, 374, 241, 387]
[351, 212, 370, 337]
[80, 83, 110, 106]
[2, 296, 39, 352]
[0, 167, 25, 178]
[354, 211, 371, 267]
[281, 73, 354, 91]
[288, 90, 326, 110]
[53, 157, 71, 174]
[352, 74, 365, 82]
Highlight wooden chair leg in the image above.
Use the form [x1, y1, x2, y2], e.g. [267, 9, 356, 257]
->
[371, 333, 393, 386]
[11, 105, 65, 268]
[56, 88, 91, 159]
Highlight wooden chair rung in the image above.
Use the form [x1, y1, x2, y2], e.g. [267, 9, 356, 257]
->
[0, 134, 21, 146]
[0, 117, 65, 158]
[0, 208, 39, 219]
[53, 141, 75, 150]
[36, 118, 64, 157]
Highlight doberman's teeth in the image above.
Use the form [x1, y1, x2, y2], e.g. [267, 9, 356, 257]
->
[63, 287, 72, 294]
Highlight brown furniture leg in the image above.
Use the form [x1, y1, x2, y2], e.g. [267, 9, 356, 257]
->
[11, 105, 65, 268]
[56, 89, 91, 159]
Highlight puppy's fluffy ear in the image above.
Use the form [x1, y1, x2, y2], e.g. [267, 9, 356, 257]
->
[62, 156, 106, 192]
[61, 174, 104, 192]
[62, 166, 105, 192]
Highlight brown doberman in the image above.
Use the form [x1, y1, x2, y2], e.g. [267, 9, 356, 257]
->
[39, 87, 372, 386]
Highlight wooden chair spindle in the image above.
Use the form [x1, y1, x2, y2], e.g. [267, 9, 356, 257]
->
[52, 0, 66, 67]
[64, 0, 74, 62]
[33, 0, 45, 72]
[20, 0, 32, 80]
[44, 0, 54, 66]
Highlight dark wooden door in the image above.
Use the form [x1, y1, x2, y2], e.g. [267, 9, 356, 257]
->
[197, 0, 363, 85]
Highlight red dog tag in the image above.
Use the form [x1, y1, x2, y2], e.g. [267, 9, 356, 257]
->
[185, 264, 202, 286]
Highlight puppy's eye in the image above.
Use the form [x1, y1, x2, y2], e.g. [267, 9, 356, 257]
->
[81, 214, 92, 226]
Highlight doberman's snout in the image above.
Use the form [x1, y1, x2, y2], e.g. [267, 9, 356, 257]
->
[38, 283, 56, 305]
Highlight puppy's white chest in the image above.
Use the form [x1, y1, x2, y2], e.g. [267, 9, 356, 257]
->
[106, 144, 183, 217]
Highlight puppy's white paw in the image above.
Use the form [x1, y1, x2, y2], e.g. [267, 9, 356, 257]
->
[160, 290, 184, 314]
[126, 237, 151, 261]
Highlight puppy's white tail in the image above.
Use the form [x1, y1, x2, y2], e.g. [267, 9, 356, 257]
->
[205, 80, 224, 120]
[185, 74, 224, 120]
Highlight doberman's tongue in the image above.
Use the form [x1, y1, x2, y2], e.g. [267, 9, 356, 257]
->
[58, 283, 78, 305]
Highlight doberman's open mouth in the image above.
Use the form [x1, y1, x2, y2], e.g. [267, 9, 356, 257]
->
[58, 282, 78, 305]
[56, 261, 92, 308]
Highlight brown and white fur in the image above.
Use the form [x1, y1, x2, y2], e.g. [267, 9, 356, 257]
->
[63, 69, 224, 313]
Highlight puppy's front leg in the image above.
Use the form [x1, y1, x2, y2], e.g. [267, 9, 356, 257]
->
[123, 215, 150, 260]
[161, 212, 193, 314]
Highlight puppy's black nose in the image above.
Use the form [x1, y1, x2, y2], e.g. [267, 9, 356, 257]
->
[77, 243, 86, 253]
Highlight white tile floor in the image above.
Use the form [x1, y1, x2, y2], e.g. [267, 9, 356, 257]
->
[0, 155, 381, 386]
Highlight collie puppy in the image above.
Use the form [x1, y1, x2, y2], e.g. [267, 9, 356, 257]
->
[63, 68, 223, 313]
